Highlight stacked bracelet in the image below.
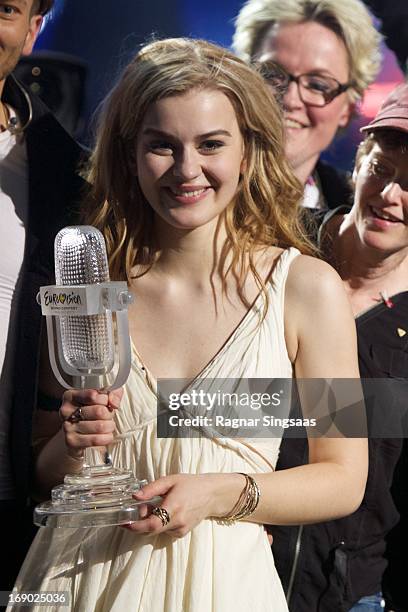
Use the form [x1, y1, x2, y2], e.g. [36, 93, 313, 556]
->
[219, 473, 260, 524]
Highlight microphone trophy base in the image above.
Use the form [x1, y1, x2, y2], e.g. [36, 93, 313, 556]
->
[34, 464, 161, 528]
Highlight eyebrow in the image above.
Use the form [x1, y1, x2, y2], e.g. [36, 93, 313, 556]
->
[142, 128, 232, 139]
[304, 70, 341, 79]
[258, 58, 339, 78]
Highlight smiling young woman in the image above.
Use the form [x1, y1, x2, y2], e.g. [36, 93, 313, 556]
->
[9, 39, 367, 612]
[134, 89, 246, 235]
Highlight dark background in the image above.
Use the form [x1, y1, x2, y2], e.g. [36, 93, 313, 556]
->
[30, 0, 406, 171]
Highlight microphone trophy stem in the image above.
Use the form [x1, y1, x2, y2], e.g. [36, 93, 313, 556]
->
[71, 375, 112, 468]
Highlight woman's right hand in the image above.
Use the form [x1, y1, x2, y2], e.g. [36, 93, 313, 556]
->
[59, 388, 123, 459]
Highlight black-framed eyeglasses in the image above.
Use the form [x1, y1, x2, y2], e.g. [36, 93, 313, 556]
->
[257, 61, 352, 107]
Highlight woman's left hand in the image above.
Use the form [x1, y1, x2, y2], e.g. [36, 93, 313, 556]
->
[122, 473, 241, 538]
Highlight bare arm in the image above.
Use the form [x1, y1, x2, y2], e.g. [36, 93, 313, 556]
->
[129, 256, 367, 535]
[250, 255, 367, 523]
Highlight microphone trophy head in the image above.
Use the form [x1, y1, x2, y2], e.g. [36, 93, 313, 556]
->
[55, 225, 114, 375]
[38, 225, 133, 390]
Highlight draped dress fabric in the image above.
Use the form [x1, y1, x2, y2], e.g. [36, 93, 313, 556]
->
[9, 248, 299, 612]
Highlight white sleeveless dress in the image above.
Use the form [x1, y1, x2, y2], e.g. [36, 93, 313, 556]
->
[10, 248, 299, 612]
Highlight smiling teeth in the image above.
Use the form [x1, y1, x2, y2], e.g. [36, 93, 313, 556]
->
[372, 208, 398, 222]
[285, 118, 304, 128]
[171, 188, 206, 197]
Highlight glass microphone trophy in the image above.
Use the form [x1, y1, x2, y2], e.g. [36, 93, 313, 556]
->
[34, 226, 160, 528]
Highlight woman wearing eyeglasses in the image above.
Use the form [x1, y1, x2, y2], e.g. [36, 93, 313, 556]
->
[233, 0, 381, 210]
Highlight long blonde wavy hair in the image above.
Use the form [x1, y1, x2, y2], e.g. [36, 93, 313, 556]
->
[83, 38, 316, 303]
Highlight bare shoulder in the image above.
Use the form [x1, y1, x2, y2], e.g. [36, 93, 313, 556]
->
[284, 254, 355, 365]
[285, 254, 347, 306]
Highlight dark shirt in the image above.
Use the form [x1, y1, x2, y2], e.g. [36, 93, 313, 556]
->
[3, 75, 87, 505]
[315, 160, 353, 210]
[0, 74, 86, 594]
[271, 209, 407, 611]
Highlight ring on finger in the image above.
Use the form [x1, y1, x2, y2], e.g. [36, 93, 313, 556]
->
[152, 506, 170, 527]
[64, 406, 84, 424]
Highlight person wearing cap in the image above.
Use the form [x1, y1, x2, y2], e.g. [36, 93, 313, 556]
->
[233, 0, 382, 211]
[271, 83, 408, 611]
